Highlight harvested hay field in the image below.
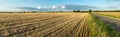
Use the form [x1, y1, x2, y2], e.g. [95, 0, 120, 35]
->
[0, 13, 90, 37]
[94, 12, 120, 19]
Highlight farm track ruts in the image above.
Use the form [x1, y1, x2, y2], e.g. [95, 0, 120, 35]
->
[12, 14, 79, 35]
[0, 15, 63, 29]
[0, 13, 90, 37]
[66, 14, 89, 37]
[0, 14, 73, 29]
[42, 15, 81, 37]
[0, 14, 71, 37]
[0, 14, 69, 28]
[6, 14, 76, 37]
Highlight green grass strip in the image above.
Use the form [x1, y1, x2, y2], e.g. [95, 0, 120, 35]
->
[88, 13, 120, 37]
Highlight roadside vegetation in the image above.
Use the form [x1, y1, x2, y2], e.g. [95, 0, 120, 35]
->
[88, 13, 120, 37]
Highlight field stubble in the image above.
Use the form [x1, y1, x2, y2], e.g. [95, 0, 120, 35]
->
[0, 13, 90, 37]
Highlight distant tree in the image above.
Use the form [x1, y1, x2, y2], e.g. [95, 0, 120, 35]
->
[77, 10, 80, 12]
[73, 10, 76, 12]
[89, 9, 92, 12]
[73, 10, 81, 12]
[61, 11, 63, 12]
[23, 11, 26, 13]
[9, 12, 12, 13]
[32, 11, 36, 13]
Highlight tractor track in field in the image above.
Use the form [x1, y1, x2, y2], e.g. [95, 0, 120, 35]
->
[0, 14, 78, 37]
[22, 14, 79, 37]
[0, 15, 62, 30]
[0, 15, 71, 37]
[42, 15, 82, 37]
[67, 14, 89, 37]
[0, 15, 62, 29]
[42, 13, 90, 37]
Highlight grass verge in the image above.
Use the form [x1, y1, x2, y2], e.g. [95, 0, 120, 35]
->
[88, 13, 120, 37]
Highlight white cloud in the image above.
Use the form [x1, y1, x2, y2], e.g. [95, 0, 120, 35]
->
[0, 6, 27, 12]
[52, 5, 57, 9]
[37, 6, 41, 9]
[61, 6, 65, 9]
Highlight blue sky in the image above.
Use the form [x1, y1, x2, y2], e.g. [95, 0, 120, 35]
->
[0, 0, 120, 11]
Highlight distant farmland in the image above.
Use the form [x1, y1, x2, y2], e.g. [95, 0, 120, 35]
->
[95, 12, 120, 19]
[0, 12, 120, 37]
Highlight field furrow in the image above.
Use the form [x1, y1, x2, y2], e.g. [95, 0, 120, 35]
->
[0, 13, 98, 37]
[0, 15, 71, 37]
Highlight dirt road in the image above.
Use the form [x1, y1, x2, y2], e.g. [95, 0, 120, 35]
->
[92, 13, 120, 31]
